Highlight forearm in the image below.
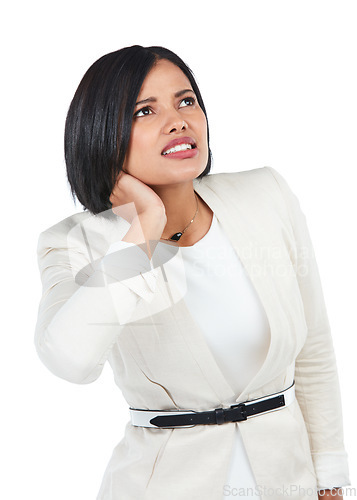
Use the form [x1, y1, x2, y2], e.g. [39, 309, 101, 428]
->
[35, 226, 160, 384]
[121, 207, 166, 260]
[35, 269, 140, 383]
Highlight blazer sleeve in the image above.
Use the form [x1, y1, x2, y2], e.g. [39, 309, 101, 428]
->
[34, 226, 159, 385]
[264, 166, 351, 490]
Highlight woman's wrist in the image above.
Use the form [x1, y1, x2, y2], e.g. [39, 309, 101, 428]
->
[318, 488, 343, 499]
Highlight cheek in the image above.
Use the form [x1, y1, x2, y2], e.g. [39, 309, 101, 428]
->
[197, 112, 209, 162]
[128, 128, 141, 157]
[123, 124, 158, 175]
[128, 125, 155, 160]
[197, 112, 208, 139]
[123, 132, 143, 172]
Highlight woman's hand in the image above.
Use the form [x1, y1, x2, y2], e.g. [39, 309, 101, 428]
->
[109, 170, 167, 258]
[318, 488, 343, 499]
[109, 170, 165, 222]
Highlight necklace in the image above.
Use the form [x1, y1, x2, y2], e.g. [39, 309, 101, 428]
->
[160, 193, 199, 242]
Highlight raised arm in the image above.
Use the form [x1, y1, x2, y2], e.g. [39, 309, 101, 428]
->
[34, 206, 166, 385]
[35, 170, 168, 384]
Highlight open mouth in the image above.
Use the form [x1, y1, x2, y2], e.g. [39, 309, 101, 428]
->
[161, 136, 197, 156]
[162, 143, 197, 156]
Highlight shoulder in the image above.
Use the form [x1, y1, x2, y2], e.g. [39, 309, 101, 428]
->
[36, 208, 129, 256]
[193, 166, 286, 196]
[194, 166, 300, 227]
[38, 210, 93, 235]
[37, 210, 94, 247]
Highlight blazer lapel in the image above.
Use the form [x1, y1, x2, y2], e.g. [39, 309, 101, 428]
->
[179, 177, 277, 403]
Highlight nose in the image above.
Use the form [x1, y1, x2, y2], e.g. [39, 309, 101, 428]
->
[163, 109, 187, 134]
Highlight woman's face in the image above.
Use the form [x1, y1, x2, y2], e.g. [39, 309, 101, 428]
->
[122, 59, 209, 186]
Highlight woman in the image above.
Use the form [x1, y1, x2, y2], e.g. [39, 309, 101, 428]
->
[34, 45, 350, 499]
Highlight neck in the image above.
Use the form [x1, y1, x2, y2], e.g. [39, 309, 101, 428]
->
[149, 181, 201, 239]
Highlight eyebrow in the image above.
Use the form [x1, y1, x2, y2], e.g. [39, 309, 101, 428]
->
[135, 88, 195, 106]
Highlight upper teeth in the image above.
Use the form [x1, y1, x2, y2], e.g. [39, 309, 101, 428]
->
[163, 143, 193, 155]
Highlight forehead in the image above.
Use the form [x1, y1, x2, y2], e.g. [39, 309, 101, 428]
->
[138, 59, 192, 97]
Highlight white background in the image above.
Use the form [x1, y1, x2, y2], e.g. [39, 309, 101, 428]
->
[1, 0, 356, 498]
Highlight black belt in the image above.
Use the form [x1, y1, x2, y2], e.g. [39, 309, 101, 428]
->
[129, 381, 295, 428]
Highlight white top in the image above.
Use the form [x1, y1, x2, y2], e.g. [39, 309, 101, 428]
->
[159, 213, 271, 499]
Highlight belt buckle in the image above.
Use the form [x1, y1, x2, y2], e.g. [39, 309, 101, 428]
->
[227, 402, 248, 422]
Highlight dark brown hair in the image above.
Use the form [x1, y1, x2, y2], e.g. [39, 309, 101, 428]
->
[64, 45, 213, 215]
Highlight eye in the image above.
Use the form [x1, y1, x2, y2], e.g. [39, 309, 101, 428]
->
[179, 96, 196, 108]
[134, 106, 153, 118]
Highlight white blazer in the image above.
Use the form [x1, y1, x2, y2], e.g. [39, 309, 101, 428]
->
[34, 166, 350, 499]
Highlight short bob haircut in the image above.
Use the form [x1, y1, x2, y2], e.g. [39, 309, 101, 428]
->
[64, 45, 213, 216]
